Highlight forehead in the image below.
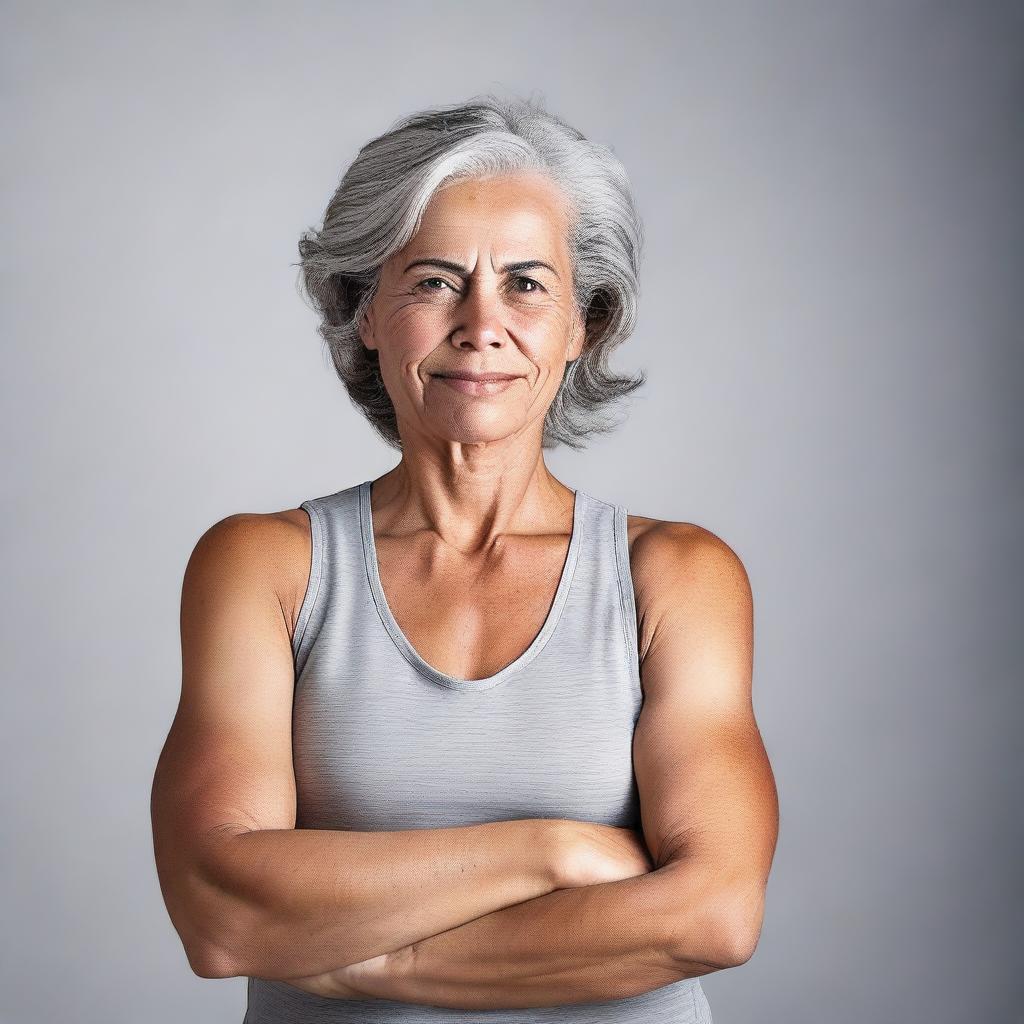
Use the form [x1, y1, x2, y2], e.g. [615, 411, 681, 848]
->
[404, 173, 570, 262]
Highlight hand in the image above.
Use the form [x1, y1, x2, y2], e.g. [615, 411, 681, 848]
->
[558, 821, 655, 888]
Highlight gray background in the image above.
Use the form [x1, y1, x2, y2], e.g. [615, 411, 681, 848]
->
[2, 2, 1020, 1021]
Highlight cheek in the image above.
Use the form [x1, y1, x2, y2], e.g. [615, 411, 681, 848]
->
[383, 303, 440, 341]
[520, 306, 575, 350]
[379, 323, 436, 371]
[518, 329, 573, 373]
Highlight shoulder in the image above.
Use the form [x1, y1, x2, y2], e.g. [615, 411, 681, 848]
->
[184, 507, 313, 640]
[624, 513, 749, 584]
[624, 513, 752, 665]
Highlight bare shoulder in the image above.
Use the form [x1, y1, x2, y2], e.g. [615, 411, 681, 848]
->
[185, 506, 313, 643]
[624, 512, 752, 666]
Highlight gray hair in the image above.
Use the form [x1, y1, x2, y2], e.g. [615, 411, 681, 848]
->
[296, 91, 646, 451]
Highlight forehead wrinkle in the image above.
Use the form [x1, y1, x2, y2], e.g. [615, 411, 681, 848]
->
[401, 236, 564, 282]
[407, 202, 565, 270]
[401, 255, 561, 281]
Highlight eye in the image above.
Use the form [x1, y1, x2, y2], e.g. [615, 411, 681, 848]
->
[414, 276, 456, 294]
[512, 276, 544, 294]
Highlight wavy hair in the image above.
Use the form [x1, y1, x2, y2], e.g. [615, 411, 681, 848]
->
[296, 91, 645, 451]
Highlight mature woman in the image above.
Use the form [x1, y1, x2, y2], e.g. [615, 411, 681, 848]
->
[151, 93, 778, 1023]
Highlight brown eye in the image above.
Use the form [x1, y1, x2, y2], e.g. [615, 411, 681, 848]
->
[513, 277, 544, 294]
[415, 277, 455, 293]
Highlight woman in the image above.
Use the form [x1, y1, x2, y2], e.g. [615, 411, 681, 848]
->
[151, 93, 778, 1023]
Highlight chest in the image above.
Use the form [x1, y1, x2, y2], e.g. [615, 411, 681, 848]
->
[374, 531, 573, 682]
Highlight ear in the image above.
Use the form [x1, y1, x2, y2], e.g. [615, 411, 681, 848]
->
[567, 307, 586, 362]
[358, 302, 378, 352]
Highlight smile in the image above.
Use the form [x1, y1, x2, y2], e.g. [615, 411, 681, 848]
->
[434, 376, 520, 395]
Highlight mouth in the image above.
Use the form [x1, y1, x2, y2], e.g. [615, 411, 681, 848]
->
[433, 372, 520, 382]
[432, 372, 521, 395]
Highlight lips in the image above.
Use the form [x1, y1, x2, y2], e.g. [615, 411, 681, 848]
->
[434, 373, 520, 395]
[434, 372, 520, 382]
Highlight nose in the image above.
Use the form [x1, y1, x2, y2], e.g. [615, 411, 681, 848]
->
[450, 280, 507, 350]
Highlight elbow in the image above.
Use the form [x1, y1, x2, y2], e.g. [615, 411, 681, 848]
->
[710, 921, 761, 969]
[705, 886, 766, 970]
[175, 912, 247, 980]
[671, 882, 766, 972]
[187, 941, 240, 980]
[152, 813, 263, 980]
[183, 893, 260, 979]
[157, 861, 253, 980]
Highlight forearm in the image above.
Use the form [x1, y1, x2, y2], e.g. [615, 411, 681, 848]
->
[334, 861, 728, 1010]
[197, 819, 562, 981]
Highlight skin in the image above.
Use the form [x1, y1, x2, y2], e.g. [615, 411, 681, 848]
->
[240, 171, 778, 1001]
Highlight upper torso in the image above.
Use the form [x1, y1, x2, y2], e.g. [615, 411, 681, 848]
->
[242, 479, 712, 1023]
[275, 493, 669, 680]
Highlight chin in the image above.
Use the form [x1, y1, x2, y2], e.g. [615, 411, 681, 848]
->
[431, 415, 525, 445]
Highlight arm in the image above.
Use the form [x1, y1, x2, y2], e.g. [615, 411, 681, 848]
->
[311, 853, 723, 1008]
[632, 522, 778, 969]
[302, 522, 779, 1007]
[150, 512, 566, 981]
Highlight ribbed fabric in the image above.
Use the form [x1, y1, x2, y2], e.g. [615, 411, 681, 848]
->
[244, 480, 713, 1023]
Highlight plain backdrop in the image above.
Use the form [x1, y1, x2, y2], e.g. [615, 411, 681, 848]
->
[2, 2, 1020, 1021]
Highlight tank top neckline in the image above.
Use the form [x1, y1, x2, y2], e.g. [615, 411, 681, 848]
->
[357, 479, 587, 692]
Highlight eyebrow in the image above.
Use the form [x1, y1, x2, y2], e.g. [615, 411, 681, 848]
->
[402, 257, 560, 280]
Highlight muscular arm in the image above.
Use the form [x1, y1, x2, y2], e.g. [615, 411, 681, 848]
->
[198, 818, 563, 981]
[150, 513, 566, 981]
[631, 523, 778, 969]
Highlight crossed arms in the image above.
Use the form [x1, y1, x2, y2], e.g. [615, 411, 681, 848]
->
[150, 513, 778, 1009]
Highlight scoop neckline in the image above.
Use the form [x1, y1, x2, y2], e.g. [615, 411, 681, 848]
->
[358, 479, 585, 692]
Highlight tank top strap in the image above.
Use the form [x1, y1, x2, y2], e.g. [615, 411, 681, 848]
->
[613, 499, 642, 694]
[559, 488, 642, 699]
[292, 482, 363, 678]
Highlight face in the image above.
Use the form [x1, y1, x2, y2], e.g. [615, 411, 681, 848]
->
[358, 171, 585, 448]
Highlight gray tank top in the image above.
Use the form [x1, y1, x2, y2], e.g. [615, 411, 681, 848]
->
[244, 480, 713, 1023]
